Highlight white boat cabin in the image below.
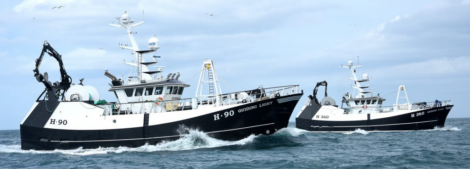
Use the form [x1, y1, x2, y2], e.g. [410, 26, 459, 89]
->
[110, 80, 190, 103]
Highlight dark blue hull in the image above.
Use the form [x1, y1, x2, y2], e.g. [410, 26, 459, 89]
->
[296, 105, 452, 132]
[21, 94, 302, 150]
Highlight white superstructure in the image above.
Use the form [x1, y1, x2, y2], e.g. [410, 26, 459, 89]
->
[98, 11, 300, 116]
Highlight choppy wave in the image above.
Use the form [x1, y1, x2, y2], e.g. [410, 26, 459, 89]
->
[433, 126, 462, 131]
[273, 127, 309, 137]
[0, 129, 256, 156]
[343, 129, 369, 135]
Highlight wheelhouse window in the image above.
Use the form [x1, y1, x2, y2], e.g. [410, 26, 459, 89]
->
[165, 86, 172, 94]
[135, 88, 143, 96]
[125, 89, 134, 97]
[155, 87, 163, 95]
[172, 86, 178, 94]
[372, 100, 377, 104]
[178, 87, 184, 95]
[366, 100, 371, 105]
[378, 100, 383, 104]
[355, 100, 359, 105]
[144, 87, 153, 96]
[360, 100, 365, 105]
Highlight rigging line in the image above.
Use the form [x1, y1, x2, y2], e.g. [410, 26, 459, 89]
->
[219, 76, 234, 91]
[384, 90, 396, 96]
[181, 67, 204, 82]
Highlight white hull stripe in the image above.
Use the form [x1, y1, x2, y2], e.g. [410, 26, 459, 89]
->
[51, 123, 275, 143]
[277, 95, 301, 104]
[310, 120, 438, 128]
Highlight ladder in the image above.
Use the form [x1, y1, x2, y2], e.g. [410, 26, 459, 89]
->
[208, 68, 214, 95]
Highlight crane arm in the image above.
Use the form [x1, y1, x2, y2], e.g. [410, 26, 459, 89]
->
[311, 81, 328, 105]
[33, 41, 72, 91]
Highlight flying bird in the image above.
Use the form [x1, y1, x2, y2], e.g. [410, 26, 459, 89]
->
[52, 6, 64, 9]
[205, 13, 215, 17]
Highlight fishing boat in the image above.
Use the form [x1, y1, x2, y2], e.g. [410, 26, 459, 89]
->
[296, 59, 452, 131]
[20, 11, 303, 150]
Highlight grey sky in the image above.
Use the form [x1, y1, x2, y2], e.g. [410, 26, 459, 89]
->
[0, 0, 469, 129]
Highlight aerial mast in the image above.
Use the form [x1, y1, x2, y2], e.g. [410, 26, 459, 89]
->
[341, 59, 370, 98]
[109, 11, 159, 82]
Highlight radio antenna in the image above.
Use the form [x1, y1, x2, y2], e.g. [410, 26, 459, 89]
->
[142, 9, 145, 21]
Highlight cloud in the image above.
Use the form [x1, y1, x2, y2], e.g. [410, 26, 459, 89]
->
[372, 57, 470, 80]
[14, 0, 77, 13]
[12, 47, 128, 77]
[2, 0, 470, 130]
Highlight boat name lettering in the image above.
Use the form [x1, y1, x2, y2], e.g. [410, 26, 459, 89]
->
[214, 110, 235, 121]
[50, 119, 68, 125]
[416, 112, 425, 117]
[259, 101, 273, 108]
[315, 115, 329, 119]
[238, 105, 258, 113]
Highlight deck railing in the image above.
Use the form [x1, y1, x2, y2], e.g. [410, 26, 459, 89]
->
[378, 100, 452, 113]
[100, 85, 300, 116]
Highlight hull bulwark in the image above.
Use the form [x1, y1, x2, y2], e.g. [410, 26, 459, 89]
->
[21, 94, 302, 150]
[296, 105, 452, 132]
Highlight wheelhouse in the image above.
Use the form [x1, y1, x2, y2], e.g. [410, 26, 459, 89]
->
[109, 80, 190, 103]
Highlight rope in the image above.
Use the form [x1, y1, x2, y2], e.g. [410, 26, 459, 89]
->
[181, 67, 204, 82]
[44, 98, 53, 113]
[79, 101, 99, 109]
[383, 90, 396, 96]
[219, 76, 234, 91]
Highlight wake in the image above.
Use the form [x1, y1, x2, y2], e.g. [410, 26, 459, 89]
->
[343, 129, 369, 135]
[432, 126, 461, 131]
[0, 127, 307, 156]
[272, 127, 309, 137]
[0, 129, 256, 156]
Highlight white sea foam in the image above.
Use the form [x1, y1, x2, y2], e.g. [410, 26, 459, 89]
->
[274, 127, 309, 137]
[432, 126, 462, 131]
[343, 129, 369, 135]
[0, 129, 256, 156]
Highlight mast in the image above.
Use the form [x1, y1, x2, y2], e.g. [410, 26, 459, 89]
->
[395, 85, 410, 110]
[196, 59, 223, 105]
[109, 11, 157, 81]
[341, 59, 371, 98]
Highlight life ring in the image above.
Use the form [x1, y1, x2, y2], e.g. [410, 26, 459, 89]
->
[156, 97, 163, 105]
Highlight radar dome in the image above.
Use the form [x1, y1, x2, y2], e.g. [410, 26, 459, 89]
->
[121, 11, 130, 23]
[363, 73, 369, 80]
[348, 60, 353, 66]
[148, 35, 160, 50]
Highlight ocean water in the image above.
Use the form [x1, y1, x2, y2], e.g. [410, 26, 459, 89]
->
[1, 118, 469, 169]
